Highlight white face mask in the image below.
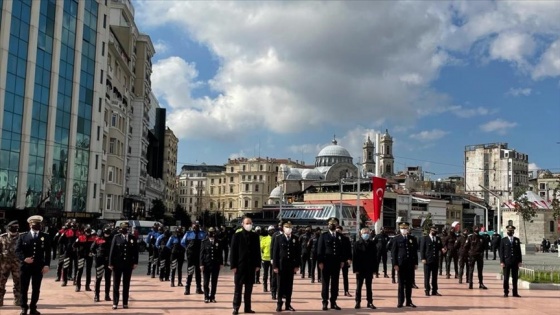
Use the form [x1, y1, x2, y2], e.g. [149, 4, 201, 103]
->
[400, 229, 409, 235]
[283, 227, 292, 235]
[243, 224, 253, 232]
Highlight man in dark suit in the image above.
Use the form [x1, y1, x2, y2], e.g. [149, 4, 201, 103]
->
[230, 217, 261, 314]
[464, 225, 488, 290]
[273, 222, 300, 312]
[500, 225, 522, 297]
[373, 226, 390, 278]
[108, 222, 139, 310]
[200, 227, 223, 303]
[16, 215, 51, 315]
[420, 225, 443, 296]
[317, 217, 345, 311]
[391, 222, 418, 308]
[352, 227, 377, 310]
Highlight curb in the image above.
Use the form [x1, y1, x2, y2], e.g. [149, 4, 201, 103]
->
[495, 274, 560, 290]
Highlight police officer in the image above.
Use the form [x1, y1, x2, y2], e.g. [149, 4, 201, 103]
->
[464, 226, 487, 290]
[273, 222, 300, 312]
[298, 225, 312, 279]
[491, 232, 501, 260]
[373, 226, 390, 278]
[167, 227, 185, 287]
[156, 229, 172, 282]
[309, 229, 321, 283]
[352, 227, 377, 310]
[456, 228, 470, 284]
[0, 220, 21, 306]
[59, 222, 78, 286]
[317, 218, 344, 311]
[182, 224, 206, 295]
[108, 222, 139, 310]
[260, 226, 274, 292]
[16, 215, 51, 315]
[73, 226, 96, 292]
[500, 225, 522, 297]
[391, 222, 418, 308]
[91, 227, 113, 302]
[420, 225, 443, 296]
[336, 225, 353, 297]
[53, 224, 68, 282]
[269, 222, 283, 300]
[145, 224, 161, 276]
[200, 227, 223, 303]
[443, 228, 458, 279]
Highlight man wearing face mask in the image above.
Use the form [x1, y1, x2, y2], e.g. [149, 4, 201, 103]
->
[91, 227, 113, 302]
[230, 217, 261, 314]
[317, 217, 345, 311]
[181, 224, 206, 295]
[0, 220, 22, 307]
[391, 222, 418, 308]
[373, 226, 390, 279]
[16, 215, 51, 315]
[269, 222, 283, 300]
[73, 226, 96, 292]
[420, 226, 443, 296]
[463, 225, 487, 290]
[273, 221, 300, 312]
[500, 225, 522, 297]
[352, 227, 377, 310]
[443, 228, 458, 279]
[200, 227, 223, 303]
[167, 227, 185, 287]
[309, 229, 321, 283]
[108, 222, 139, 310]
[259, 226, 274, 292]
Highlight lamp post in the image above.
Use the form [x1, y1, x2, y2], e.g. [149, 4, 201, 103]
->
[479, 185, 502, 236]
[463, 198, 488, 232]
[356, 160, 362, 237]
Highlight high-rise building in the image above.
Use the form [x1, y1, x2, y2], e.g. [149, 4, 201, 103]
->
[163, 127, 178, 214]
[0, 0, 109, 221]
[177, 165, 226, 219]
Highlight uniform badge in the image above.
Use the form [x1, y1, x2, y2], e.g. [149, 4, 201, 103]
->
[338, 236, 341, 240]
[40, 237, 44, 241]
[465, 240, 469, 244]
[293, 239, 296, 243]
[409, 239, 412, 244]
[215, 243, 219, 247]
[130, 239, 134, 244]
[480, 239, 483, 243]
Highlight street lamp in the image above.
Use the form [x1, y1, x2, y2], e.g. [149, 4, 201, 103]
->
[479, 185, 502, 235]
[463, 198, 488, 232]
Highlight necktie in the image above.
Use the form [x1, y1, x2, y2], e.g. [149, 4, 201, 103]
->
[432, 237, 435, 243]
[510, 237, 513, 244]
[33, 232, 37, 239]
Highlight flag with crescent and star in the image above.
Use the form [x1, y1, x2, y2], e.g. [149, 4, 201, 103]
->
[372, 176, 387, 223]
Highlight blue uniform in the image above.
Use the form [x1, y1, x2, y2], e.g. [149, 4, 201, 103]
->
[181, 230, 207, 294]
[145, 231, 161, 276]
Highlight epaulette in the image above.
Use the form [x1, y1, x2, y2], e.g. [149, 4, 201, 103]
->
[0, 232, 7, 237]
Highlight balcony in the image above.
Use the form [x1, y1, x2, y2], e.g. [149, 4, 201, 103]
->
[103, 121, 109, 133]
[100, 178, 106, 190]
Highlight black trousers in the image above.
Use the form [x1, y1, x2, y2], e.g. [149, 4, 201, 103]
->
[112, 266, 133, 306]
[445, 252, 458, 276]
[223, 245, 229, 265]
[261, 261, 271, 285]
[159, 250, 171, 281]
[94, 259, 111, 297]
[376, 252, 387, 275]
[458, 255, 470, 282]
[170, 254, 185, 284]
[186, 258, 202, 289]
[56, 255, 63, 280]
[75, 257, 85, 288]
[277, 268, 295, 307]
[492, 247, 498, 260]
[203, 265, 220, 300]
[75, 256, 93, 288]
[355, 272, 373, 304]
[300, 252, 311, 277]
[233, 271, 254, 311]
[271, 267, 278, 294]
[151, 248, 160, 276]
[467, 255, 484, 285]
[503, 264, 519, 295]
[397, 264, 414, 306]
[438, 254, 444, 275]
[423, 262, 438, 293]
[20, 264, 43, 310]
[342, 263, 350, 292]
[147, 246, 154, 274]
[321, 260, 341, 305]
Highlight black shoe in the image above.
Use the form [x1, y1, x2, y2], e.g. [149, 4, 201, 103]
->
[55, 278, 60, 282]
[272, 292, 277, 300]
[286, 306, 295, 311]
[469, 284, 473, 289]
[432, 292, 442, 296]
[384, 274, 390, 278]
[85, 285, 92, 291]
[205, 299, 210, 303]
[479, 284, 488, 290]
[354, 302, 361, 309]
[256, 280, 261, 284]
[211, 299, 217, 303]
[455, 274, 458, 279]
[311, 279, 315, 283]
[397, 304, 403, 308]
[75, 286, 80, 292]
[412, 284, 419, 289]
[376, 273, 379, 278]
[504, 293, 509, 297]
[61, 282, 67, 287]
[459, 279, 463, 284]
[244, 310, 256, 314]
[513, 294, 521, 297]
[367, 303, 376, 309]
[112, 305, 117, 310]
[406, 303, 417, 308]
[344, 291, 352, 297]
[276, 306, 282, 312]
[151, 274, 155, 278]
[322, 304, 328, 311]
[105, 296, 112, 301]
[425, 290, 430, 296]
[123, 305, 129, 309]
[392, 279, 396, 284]
[94, 295, 100, 302]
[171, 283, 175, 287]
[196, 289, 204, 294]
[29, 309, 41, 315]
[178, 282, 184, 286]
[330, 304, 341, 310]
[184, 288, 191, 295]
[232, 309, 239, 315]
[446, 275, 450, 279]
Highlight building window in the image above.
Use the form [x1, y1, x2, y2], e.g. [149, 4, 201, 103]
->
[255, 185, 259, 192]
[244, 200, 249, 208]
[245, 184, 249, 191]
[230, 167, 234, 172]
[230, 186, 233, 193]
[106, 194, 112, 210]
[230, 176, 234, 182]
[109, 138, 116, 154]
[550, 221, 555, 232]
[259, 175, 263, 181]
[260, 165, 263, 170]
[211, 179, 214, 184]
[229, 201, 233, 208]
[111, 113, 117, 126]
[242, 165, 246, 171]
[108, 166, 114, 182]
[254, 200, 259, 208]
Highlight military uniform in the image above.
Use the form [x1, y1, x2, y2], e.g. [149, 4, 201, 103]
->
[316, 218, 344, 310]
[420, 227, 443, 296]
[200, 227, 223, 303]
[500, 225, 522, 297]
[373, 230, 390, 277]
[59, 225, 80, 286]
[309, 231, 321, 283]
[273, 223, 300, 311]
[463, 228, 487, 289]
[15, 215, 51, 315]
[108, 223, 139, 309]
[391, 222, 418, 308]
[166, 228, 185, 287]
[443, 230, 458, 278]
[352, 230, 377, 309]
[91, 229, 112, 302]
[0, 220, 21, 306]
[269, 228, 283, 300]
[52, 226, 67, 282]
[298, 229, 312, 279]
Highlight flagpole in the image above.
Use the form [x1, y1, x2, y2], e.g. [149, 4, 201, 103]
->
[374, 132, 381, 234]
[356, 159, 361, 238]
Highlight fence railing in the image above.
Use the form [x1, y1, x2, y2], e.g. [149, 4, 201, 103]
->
[519, 266, 560, 283]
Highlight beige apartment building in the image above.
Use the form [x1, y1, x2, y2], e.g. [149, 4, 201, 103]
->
[163, 127, 178, 214]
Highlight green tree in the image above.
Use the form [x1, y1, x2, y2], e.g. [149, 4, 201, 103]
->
[513, 188, 536, 244]
[148, 198, 167, 222]
[551, 188, 560, 221]
[173, 204, 192, 227]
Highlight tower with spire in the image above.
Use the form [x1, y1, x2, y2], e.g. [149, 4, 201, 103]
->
[362, 135, 375, 174]
[378, 129, 394, 177]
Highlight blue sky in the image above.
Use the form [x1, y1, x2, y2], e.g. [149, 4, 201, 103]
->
[133, 1, 560, 178]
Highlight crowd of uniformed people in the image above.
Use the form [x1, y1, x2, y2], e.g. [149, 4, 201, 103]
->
[0, 214, 524, 314]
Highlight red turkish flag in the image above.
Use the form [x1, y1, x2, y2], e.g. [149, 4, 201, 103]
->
[372, 177, 387, 223]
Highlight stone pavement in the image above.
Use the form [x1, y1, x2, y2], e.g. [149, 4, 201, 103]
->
[1, 252, 558, 315]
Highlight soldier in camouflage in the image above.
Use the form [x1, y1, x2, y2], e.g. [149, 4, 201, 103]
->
[0, 220, 21, 306]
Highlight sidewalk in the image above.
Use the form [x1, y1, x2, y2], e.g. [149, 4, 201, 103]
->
[1, 252, 557, 315]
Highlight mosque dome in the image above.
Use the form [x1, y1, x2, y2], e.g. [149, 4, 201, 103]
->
[315, 137, 353, 167]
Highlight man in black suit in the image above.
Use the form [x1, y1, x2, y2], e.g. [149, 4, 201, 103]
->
[200, 227, 223, 303]
[317, 217, 345, 311]
[108, 222, 139, 310]
[420, 225, 443, 296]
[16, 215, 51, 315]
[500, 225, 522, 297]
[352, 227, 377, 310]
[391, 222, 418, 308]
[273, 221, 300, 312]
[230, 217, 261, 314]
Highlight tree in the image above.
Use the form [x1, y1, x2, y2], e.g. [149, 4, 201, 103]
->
[174, 204, 192, 227]
[148, 198, 167, 222]
[513, 188, 536, 245]
[196, 210, 226, 229]
[552, 188, 560, 221]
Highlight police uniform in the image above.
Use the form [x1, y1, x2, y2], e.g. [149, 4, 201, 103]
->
[200, 227, 223, 303]
[156, 230, 172, 282]
[15, 215, 51, 315]
[108, 222, 139, 309]
[73, 227, 96, 292]
[500, 225, 522, 297]
[145, 225, 161, 276]
[420, 226, 443, 296]
[352, 229, 377, 309]
[443, 230, 458, 278]
[166, 227, 185, 287]
[0, 220, 21, 306]
[391, 222, 418, 308]
[272, 222, 300, 312]
[59, 223, 80, 286]
[373, 228, 390, 278]
[91, 228, 113, 302]
[316, 218, 344, 310]
[455, 229, 470, 284]
[181, 225, 206, 295]
[463, 227, 487, 290]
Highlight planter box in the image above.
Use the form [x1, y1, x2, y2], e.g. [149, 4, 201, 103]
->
[496, 274, 560, 290]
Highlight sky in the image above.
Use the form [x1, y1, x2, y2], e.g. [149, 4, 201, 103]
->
[133, 0, 560, 179]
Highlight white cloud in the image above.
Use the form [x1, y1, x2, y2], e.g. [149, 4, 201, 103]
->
[409, 129, 449, 142]
[153, 40, 169, 54]
[489, 32, 535, 65]
[451, 106, 492, 118]
[506, 87, 532, 97]
[533, 40, 560, 79]
[479, 119, 517, 135]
